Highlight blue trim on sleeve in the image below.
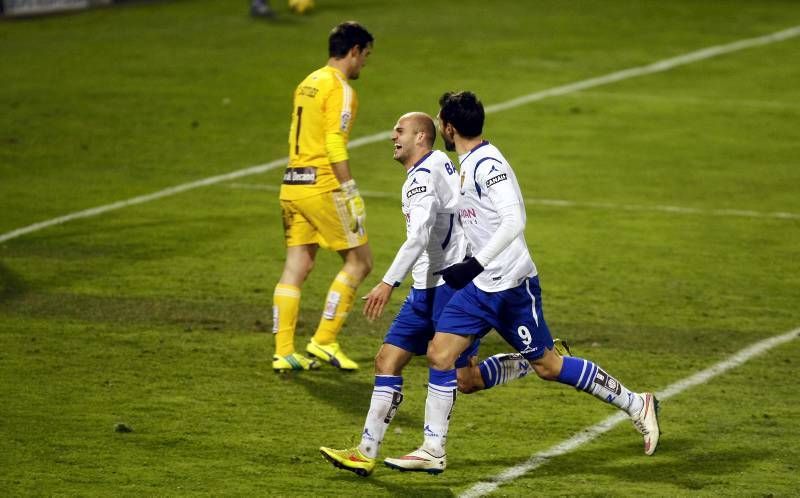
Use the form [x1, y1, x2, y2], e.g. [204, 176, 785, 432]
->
[459, 140, 490, 165]
[408, 150, 434, 176]
[473, 157, 502, 199]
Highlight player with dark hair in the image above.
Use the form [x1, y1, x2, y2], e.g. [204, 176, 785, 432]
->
[319, 112, 532, 476]
[384, 91, 661, 473]
[272, 21, 374, 372]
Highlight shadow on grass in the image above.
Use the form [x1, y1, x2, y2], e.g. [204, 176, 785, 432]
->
[0, 262, 27, 303]
[327, 470, 458, 497]
[494, 436, 774, 492]
[288, 371, 425, 430]
[0, 290, 264, 332]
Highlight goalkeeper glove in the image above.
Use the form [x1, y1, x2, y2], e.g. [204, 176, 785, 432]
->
[340, 179, 366, 234]
[434, 256, 484, 290]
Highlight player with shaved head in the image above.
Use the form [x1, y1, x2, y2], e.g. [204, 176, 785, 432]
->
[319, 112, 530, 477]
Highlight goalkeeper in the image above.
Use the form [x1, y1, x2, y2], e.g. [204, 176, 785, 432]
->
[272, 21, 374, 372]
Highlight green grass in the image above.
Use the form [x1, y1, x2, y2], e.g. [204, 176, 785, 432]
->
[2, 0, 799, 496]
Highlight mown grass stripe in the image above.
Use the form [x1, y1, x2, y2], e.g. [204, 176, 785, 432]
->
[2, 25, 799, 244]
[226, 183, 800, 221]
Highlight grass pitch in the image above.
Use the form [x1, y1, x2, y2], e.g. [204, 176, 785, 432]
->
[2, 1, 799, 496]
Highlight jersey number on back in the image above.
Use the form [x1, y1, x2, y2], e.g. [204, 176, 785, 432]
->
[294, 106, 303, 155]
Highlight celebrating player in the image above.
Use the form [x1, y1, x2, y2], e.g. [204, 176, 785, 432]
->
[272, 22, 374, 372]
[384, 91, 661, 473]
[319, 112, 532, 477]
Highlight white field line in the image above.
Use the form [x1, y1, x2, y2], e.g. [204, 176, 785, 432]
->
[2, 25, 799, 245]
[459, 327, 800, 498]
[227, 182, 800, 220]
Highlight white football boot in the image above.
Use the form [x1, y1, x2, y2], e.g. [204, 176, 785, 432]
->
[384, 447, 446, 475]
[631, 392, 660, 455]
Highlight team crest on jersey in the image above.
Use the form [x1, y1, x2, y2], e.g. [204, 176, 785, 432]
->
[340, 111, 352, 131]
[407, 186, 427, 198]
[486, 173, 508, 187]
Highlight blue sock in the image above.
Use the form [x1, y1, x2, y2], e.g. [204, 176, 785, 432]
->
[557, 356, 594, 389]
[557, 357, 642, 415]
[479, 353, 531, 389]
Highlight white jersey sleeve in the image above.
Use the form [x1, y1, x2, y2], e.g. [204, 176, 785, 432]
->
[381, 170, 438, 286]
[381, 150, 466, 289]
[457, 141, 536, 292]
[473, 159, 525, 266]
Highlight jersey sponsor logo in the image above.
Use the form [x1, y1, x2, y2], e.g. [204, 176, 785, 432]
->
[519, 345, 540, 356]
[282, 167, 317, 185]
[298, 85, 318, 97]
[486, 173, 508, 187]
[458, 207, 477, 219]
[340, 111, 352, 131]
[489, 164, 500, 173]
[406, 185, 427, 198]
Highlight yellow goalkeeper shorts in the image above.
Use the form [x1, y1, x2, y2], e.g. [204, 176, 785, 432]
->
[280, 191, 368, 251]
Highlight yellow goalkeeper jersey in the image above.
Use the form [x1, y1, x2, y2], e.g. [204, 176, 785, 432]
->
[280, 65, 359, 201]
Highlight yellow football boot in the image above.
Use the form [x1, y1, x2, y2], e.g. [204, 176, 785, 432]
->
[320, 446, 375, 477]
[272, 353, 319, 372]
[553, 337, 572, 357]
[306, 339, 359, 370]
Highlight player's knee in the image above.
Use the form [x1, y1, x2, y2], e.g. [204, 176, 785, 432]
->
[532, 363, 559, 380]
[361, 257, 373, 278]
[343, 248, 373, 281]
[358, 251, 374, 276]
[530, 348, 563, 381]
[374, 352, 400, 376]
[531, 357, 562, 380]
[282, 259, 314, 284]
[426, 343, 451, 371]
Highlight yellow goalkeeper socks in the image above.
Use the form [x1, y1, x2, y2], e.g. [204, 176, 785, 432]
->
[273, 283, 301, 357]
[312, 271, 358, 345]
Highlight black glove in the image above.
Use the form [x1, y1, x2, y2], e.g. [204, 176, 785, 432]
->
[434, 257, 484, 290]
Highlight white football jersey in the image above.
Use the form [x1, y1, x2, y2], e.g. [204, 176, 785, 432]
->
[382, 150, 466, 289]
[458, 141, 537, 292]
